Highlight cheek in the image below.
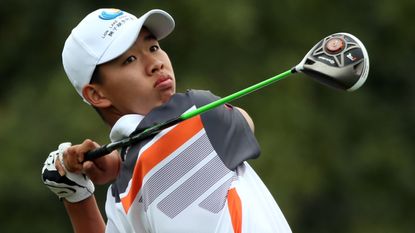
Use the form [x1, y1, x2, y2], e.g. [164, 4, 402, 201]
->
[165, 57, 174, 71]
[114, 81, 148, 100]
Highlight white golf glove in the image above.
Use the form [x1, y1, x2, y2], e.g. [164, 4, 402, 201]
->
[41, 142, 95, 203]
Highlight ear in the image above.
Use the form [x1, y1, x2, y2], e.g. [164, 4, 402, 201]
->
[82, 84, 111, 108]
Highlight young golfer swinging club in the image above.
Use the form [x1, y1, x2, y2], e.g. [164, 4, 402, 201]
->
[41, 8, 292, 233]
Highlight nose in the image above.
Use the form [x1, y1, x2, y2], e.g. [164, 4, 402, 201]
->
[145, 55, 164, 75]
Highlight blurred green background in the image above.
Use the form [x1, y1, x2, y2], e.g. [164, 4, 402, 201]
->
[1, 0, 414, 232]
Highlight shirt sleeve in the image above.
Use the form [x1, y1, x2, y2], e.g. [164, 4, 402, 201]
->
[188, 89, 261, 170]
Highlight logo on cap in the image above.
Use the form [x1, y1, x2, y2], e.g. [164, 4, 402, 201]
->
[99, 9, 124, 20]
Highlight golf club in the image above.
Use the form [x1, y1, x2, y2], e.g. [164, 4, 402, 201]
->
[84, 32, 369, 161]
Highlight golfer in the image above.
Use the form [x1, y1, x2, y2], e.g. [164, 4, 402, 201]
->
[42, 8, 292, 233]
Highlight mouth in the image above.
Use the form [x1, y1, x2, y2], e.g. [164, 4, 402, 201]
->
[154, 75, 173, 89]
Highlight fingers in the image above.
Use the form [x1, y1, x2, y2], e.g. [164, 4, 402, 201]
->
[64, 139, 98, 173]
[55, 158, 66, 176]
[59, 139, 120, 185]
[83, 151, 121, 184]
[82, 161, 106, 184]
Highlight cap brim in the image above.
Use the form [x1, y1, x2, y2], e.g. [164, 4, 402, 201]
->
[98, 9, 175, 64]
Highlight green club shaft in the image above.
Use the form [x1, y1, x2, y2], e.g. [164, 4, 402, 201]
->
[180, 69, 295, 120]
[85, 68, 295, 160]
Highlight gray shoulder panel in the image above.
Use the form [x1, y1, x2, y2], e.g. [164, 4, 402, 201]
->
[188, 90, 261, 170]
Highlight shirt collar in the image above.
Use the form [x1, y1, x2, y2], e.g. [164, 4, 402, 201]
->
[109, 114, 144, 142]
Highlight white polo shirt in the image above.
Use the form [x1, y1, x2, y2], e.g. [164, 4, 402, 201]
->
[105, 90, 292, 233]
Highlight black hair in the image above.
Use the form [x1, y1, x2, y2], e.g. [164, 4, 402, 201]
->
[90, 66, 102, 85]
[89, 66, 106, 121]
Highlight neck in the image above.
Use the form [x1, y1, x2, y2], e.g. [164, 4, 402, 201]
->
[105, 114, 121, 128]
[95, 107, 122, 128]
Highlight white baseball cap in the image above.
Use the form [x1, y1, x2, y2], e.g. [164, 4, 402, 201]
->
[62, 8, 175, 100]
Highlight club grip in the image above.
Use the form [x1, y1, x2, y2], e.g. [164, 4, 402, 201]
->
[84, 146, 111, 161]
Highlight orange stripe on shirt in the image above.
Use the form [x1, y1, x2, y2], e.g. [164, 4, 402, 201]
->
[121, 115, 204, 213]
[228, 188, 242, 233]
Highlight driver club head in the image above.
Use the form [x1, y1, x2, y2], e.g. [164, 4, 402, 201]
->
[295, 32, 370, 91]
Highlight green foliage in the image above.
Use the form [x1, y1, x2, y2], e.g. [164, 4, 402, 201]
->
[0, 0, 413, 232]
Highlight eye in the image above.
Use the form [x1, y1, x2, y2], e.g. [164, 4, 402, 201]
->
[150, 45, 160, 52]
[124, 55, 137, 64]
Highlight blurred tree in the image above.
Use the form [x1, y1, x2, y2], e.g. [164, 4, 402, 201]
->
[0, 0, 413, 232]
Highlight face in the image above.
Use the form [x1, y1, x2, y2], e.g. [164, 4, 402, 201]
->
[95, 28, 176, 116]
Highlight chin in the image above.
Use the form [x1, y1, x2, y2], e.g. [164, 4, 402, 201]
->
[160, 91, 175, 104]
